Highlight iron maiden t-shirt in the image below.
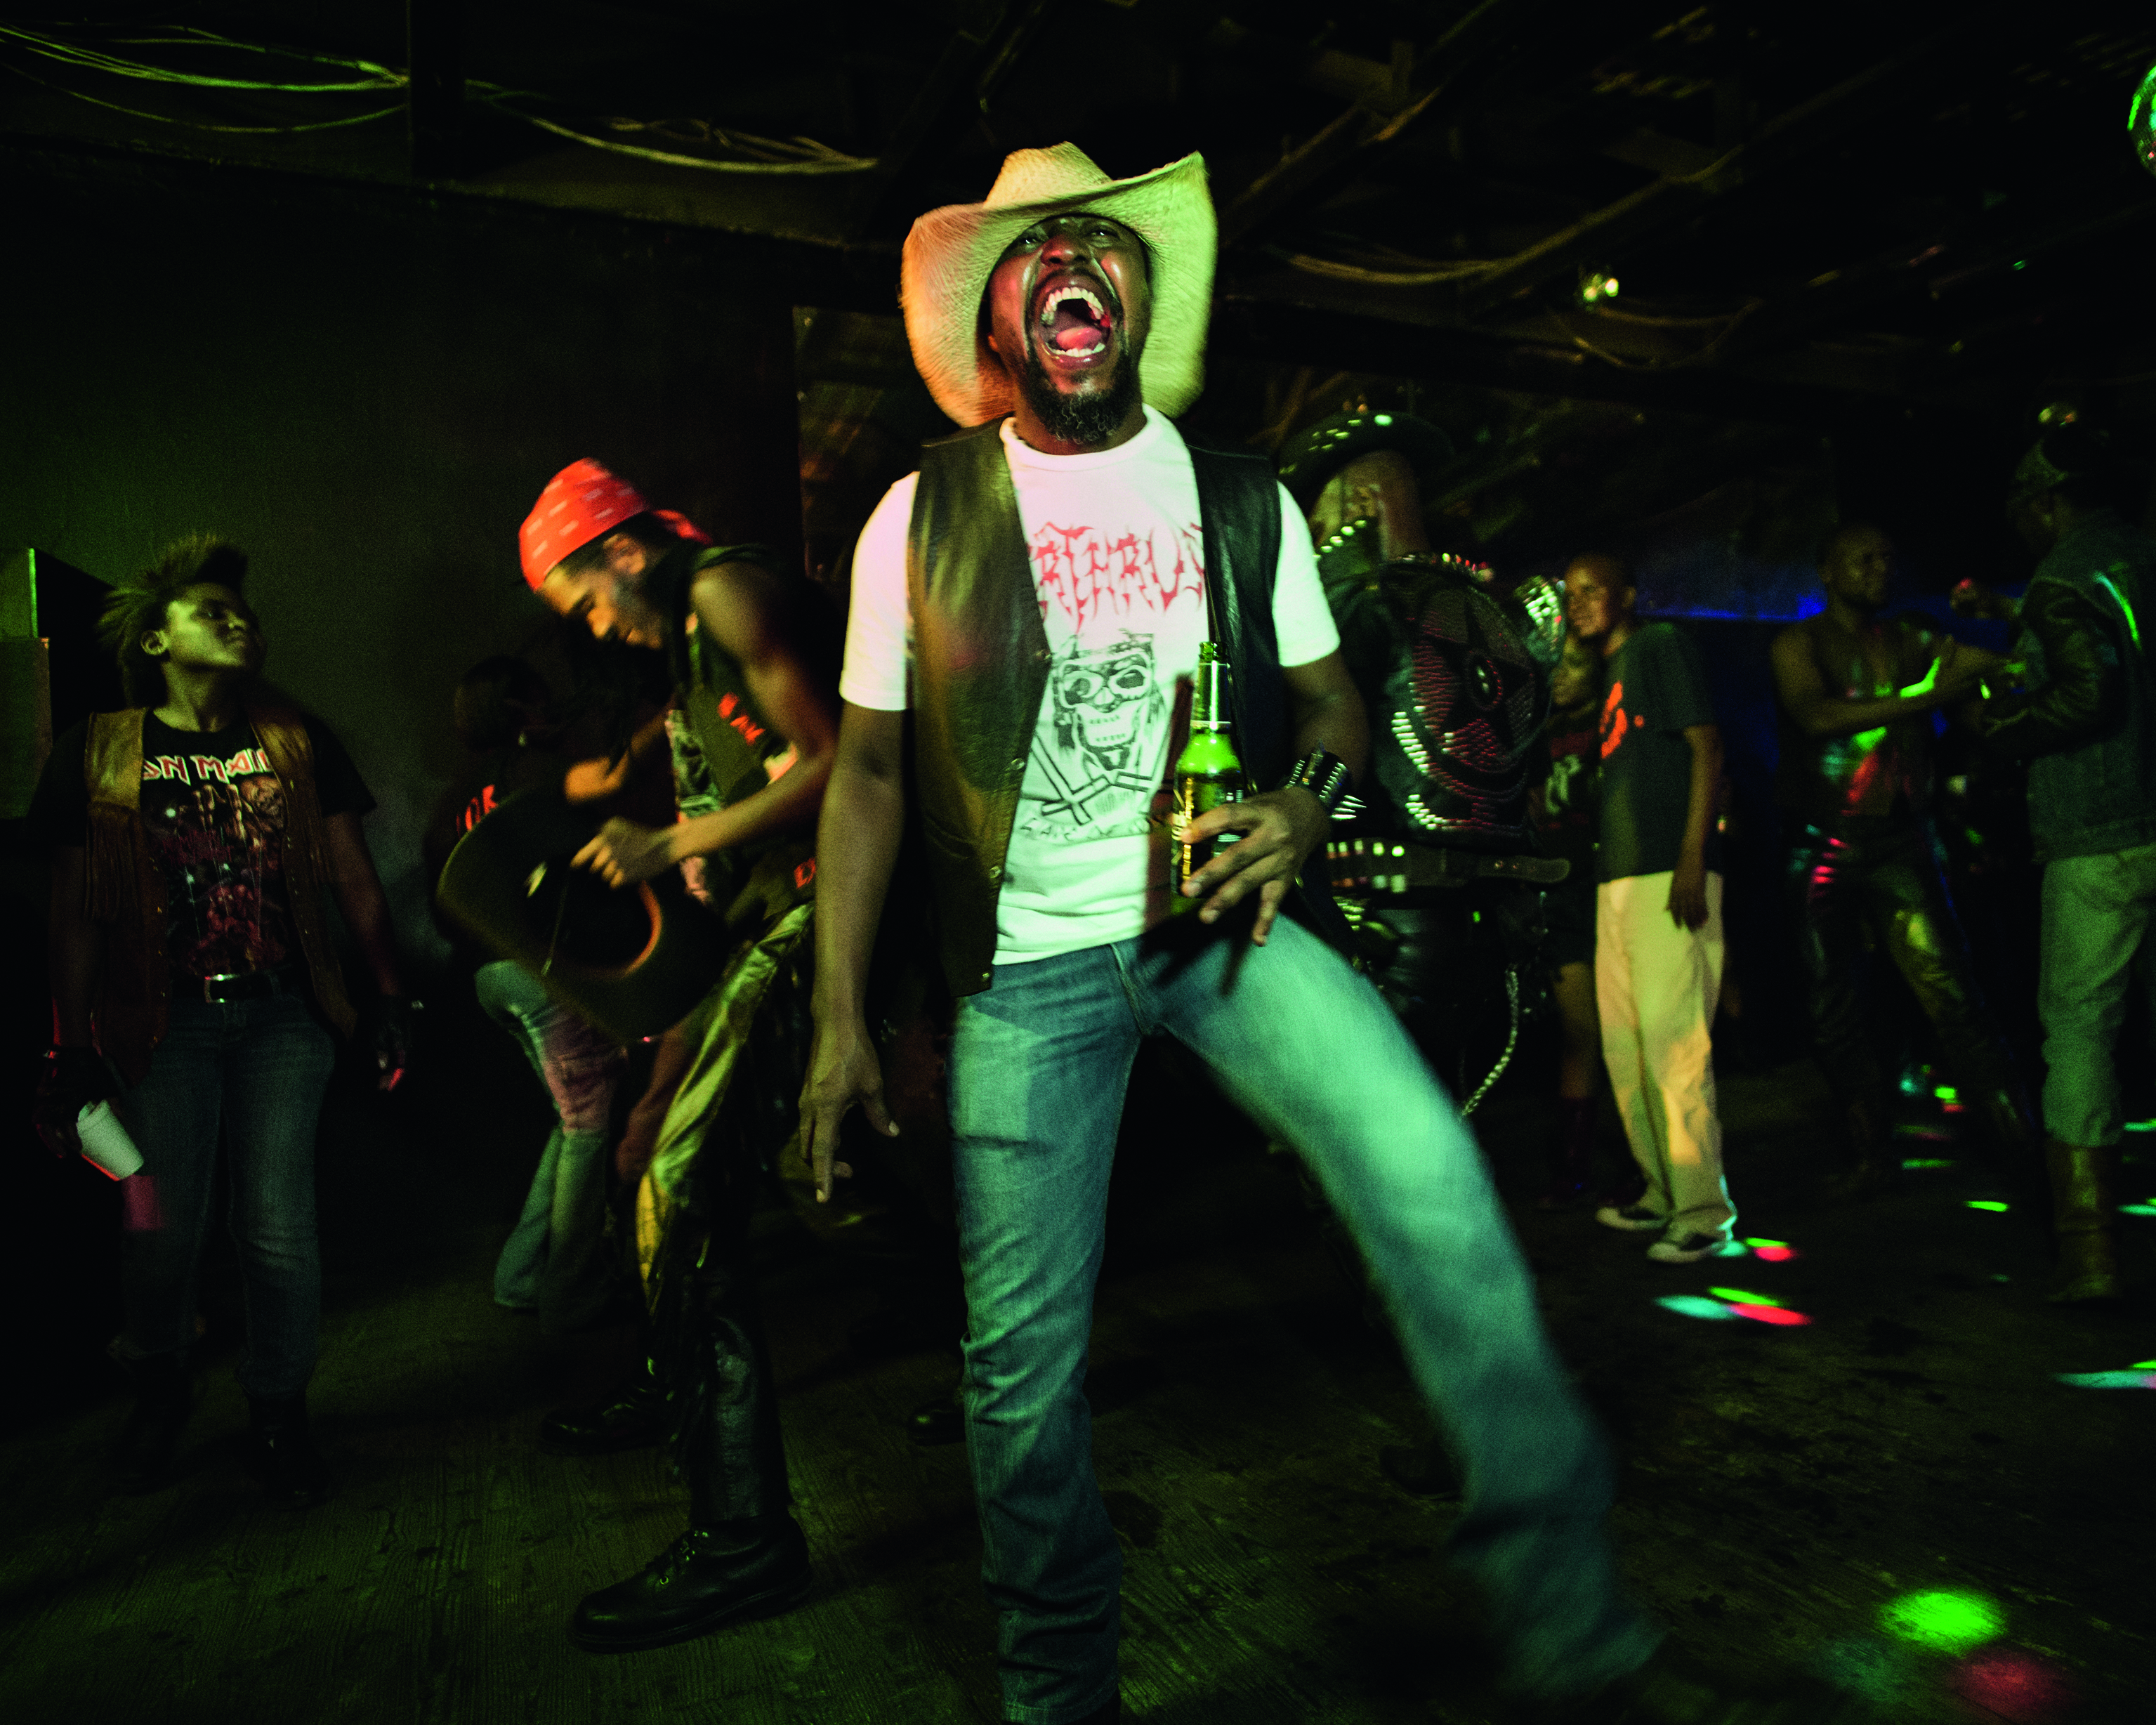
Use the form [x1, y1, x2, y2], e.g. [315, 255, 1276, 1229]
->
[35, 711, 374, 979]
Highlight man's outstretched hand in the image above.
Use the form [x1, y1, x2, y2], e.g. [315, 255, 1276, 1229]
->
[1179, 785, 1327, 944]
[797, 1014, 888, 1202]
[574, 818, 677, 888]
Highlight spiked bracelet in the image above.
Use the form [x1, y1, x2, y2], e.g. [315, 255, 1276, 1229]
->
[1279, 747, 1353, 816]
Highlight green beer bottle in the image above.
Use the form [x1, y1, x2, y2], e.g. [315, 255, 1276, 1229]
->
[1170, 642, 1244, 912]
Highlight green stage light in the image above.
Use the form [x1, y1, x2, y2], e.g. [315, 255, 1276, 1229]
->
[1880, 1589, 2002, 1654]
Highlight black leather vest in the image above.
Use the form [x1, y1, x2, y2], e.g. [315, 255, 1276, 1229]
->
[905, 418, 1346, 997]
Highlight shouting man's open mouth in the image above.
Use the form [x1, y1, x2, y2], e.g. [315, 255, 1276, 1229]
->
[1033, 273, 1119, 374]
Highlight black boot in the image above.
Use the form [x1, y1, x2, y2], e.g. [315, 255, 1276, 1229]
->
[236, 1394, 329, 1508]
[569, 1238, 809, 1651]
[569, 1514, 811, 1653]
[539, 1356, 670, 1457]
[111, 1350, 191, 1495]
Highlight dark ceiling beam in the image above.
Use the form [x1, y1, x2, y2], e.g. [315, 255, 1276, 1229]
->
[844, 0, 1054, 230]
[1209, 291, 1924, 428]
[1457, 13, 2000, 315]
[1218, 0, 1539, 247]
[406, 0, 464, 182]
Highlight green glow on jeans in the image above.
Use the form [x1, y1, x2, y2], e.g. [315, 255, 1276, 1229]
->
[1967, 1200, 2010, 1212]
[2132, 61, 2156, 133]
[1880, 1589, 2003, 1653]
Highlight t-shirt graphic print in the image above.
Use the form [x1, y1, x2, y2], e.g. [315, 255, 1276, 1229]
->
[1023, 510, 1206, 843]
[140, 726, 300, 978]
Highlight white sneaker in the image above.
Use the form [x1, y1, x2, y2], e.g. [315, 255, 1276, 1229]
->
[1595, 1202, 1667, 1233]
[1647, 1229, 1730, 1265]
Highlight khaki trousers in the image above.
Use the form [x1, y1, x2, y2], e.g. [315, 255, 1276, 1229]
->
[1596, 870, 1735, 1235]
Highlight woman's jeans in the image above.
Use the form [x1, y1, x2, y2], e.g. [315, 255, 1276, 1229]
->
[474, 961, 624, 1327]
[116, 988, 336, 1401]
[947, 914, 1657, 1724]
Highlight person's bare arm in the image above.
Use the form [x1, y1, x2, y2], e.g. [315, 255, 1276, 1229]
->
[1769, 624, 1976, 739]
[1181, 649, 1369, 944]
[564, 710, 672, 804]
[798, 702, 908, 1202]
[575, 561, 841, 886]
[1667, 723, 1723, 930]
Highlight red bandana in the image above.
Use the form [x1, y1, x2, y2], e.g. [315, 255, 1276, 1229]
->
[518, 459, 711, 590]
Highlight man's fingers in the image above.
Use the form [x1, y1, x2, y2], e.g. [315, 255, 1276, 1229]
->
[1249, 877, 1289, 945]
[572, 836, 606, 871]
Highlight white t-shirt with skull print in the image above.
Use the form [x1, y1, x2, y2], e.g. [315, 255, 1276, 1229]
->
[840, 407, 1339, 966]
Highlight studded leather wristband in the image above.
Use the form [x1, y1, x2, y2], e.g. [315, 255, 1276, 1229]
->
[1278, 747, 1353, 816]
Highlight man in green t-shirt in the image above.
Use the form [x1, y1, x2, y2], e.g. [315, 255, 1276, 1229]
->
[1565, 555, 1736, 1262]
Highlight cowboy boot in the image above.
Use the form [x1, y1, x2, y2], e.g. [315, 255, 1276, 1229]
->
[2046, 1138, 2122, 1304]
[539, 1353, 671, 1457]
[111, 1349, 191, 1495]
[237, 1393, 331, 1508]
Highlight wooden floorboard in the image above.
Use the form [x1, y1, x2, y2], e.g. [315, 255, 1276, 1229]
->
[2, 1052, 2151, 1724]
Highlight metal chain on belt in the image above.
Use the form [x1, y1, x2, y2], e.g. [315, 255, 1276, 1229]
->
[1459, 965, 1521, 1120]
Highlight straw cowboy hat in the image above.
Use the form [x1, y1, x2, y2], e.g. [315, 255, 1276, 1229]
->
[900, 143, 1216, 428]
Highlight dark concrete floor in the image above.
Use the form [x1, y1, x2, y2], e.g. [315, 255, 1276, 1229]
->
[1, 1005, 2151, 1725]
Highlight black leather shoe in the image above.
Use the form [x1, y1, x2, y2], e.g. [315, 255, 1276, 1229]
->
[569, 1515, 812, 1653]
[906, 1384, 965, 1448]
[539, 1369, 670, 1457]
[236, 1395, 329, 1509]
[111, 1353, 191, 1495]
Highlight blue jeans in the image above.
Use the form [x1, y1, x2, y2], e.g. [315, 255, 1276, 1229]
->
[2039, 839, 2156, 1145]
[948, 914, 1657, 1723]
[116, 988, 336, 1400]
[474, 962, 624, 1325]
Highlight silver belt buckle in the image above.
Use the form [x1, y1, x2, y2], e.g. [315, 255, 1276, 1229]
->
[202, 972, 244, 1003]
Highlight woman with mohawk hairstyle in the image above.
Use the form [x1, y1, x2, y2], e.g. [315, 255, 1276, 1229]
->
[29, 534, 412, 1506]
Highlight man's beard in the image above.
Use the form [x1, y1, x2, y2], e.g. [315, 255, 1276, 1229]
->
[1018, 343, 1143, 447]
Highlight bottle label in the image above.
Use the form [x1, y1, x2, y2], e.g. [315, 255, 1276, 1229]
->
[1171, 779, 1242, 906]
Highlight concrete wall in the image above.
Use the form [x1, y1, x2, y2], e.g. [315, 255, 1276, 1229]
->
[4, 153, 801, 967]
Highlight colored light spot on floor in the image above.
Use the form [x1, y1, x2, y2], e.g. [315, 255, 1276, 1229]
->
[1951, 1647, 2073, 1724]
[1933, 1085, 1959, 1101]
[1880, 1588, 2004, 1654]
[1991, 1273, 2011, 1283]
[1942, 1102, 1968, 1114]
[1809, 1636, 1918, 1705]
[2134, 1360, 2156, 1370]
[1902, 1157, 1956, 1169]
[1728, 1303, 1813, 1325]
[1967, 1200, 2010, 1212]
[1895, 1123, 1952, 1141]
[1711, 1238, 1751, 1257]
[2055, 1370, 2156, 1389]
[1741, 1237, 1787, 1250]
[2124, 1117, 2156, 1133]
[1656, 1294, 1741, 1321]
[1752, 1245, 1798, 1263]
[1707, 1286, 1782, 1306]
[2119, 1204, 2156, 1216]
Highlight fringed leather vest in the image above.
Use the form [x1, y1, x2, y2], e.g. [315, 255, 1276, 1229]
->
[905, 419, 1346, 997]
[83, 702, 356, 1082]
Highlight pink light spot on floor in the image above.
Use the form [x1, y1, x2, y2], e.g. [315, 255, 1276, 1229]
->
[1753, 1245, 1797, 1262]
[1728, 1303, 1812, 1326]
[1951, 1648, 2074, 1723]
